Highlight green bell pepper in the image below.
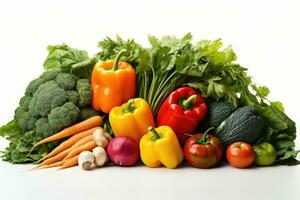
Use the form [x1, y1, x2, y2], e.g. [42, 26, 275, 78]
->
[254, 142, 276, 166]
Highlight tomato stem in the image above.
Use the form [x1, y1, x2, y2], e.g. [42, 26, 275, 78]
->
[197, 127, 214, 144]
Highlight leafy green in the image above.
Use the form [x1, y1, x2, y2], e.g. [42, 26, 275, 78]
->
[97, 34, 298, 165]
[0, 120, 58, 164]
[0, 120, 22, 140]
[43, 44, 96, 80]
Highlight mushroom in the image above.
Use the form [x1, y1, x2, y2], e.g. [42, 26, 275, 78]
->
[93, 147, 108, 167]
[93, 127, 109, 148]
[78, 151, 95, 170]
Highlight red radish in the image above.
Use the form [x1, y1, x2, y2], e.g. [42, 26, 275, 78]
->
[107, 136, 139, 166]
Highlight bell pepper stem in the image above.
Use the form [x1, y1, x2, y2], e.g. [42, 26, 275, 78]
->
[197, 127, 215, 144]
[112, 49, 127, 71]
[123, 99, 136, 113]
[148, 126, 160, 142]
[181, 95, 197, 110]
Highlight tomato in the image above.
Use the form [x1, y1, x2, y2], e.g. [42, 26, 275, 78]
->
[226, 142, 255, 168]
[184, 129, 223, 168]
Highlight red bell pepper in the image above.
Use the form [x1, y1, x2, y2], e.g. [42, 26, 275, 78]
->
[156, 87, 207, 143]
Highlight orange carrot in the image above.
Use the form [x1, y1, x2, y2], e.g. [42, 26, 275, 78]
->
[59, 155, 79, 170]
[40, 127, 98, 161]
[71, 134, 94, 149]
[36, 134, 95, 169]
[36, 148, 72, 168]
[64, 141, 97, 160]
[30, 116, 103, 152]
[37, 161, 64, 169]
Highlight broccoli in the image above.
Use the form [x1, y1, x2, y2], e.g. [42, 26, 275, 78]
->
[35, 118, 54, 137]
[78, 107, 99, 121]
[67, 90, 79, 105]
[14, 70, 97, 138]
[76, 79, 92, 107]
[48, 102, 80, 131]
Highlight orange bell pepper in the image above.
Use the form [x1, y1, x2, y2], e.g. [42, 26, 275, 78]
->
[91, 50, 136, 113]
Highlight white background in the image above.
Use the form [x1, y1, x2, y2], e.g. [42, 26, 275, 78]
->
[0, 0, 299, 200]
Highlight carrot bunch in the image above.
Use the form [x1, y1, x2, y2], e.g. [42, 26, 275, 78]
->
[31, 116, 105, 170]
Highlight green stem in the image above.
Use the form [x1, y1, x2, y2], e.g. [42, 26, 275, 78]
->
[148, 68, 157, 106]
[150, 71, 177, 111]
[151, 71, 175, 107]
[137, 74, 142, 97]
[123, 99, 136, 113]
[143, 72, 148, 100]
[180, 95, 197, 110]
[197, 127, 214, 144]
[152, 84, 173, 116]
[112, 49, 127, 71]
[148, 126, 160, 142]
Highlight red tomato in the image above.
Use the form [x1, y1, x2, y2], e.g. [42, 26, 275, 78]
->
[226, 142, 255, 168]
[184, 131, 223, 168]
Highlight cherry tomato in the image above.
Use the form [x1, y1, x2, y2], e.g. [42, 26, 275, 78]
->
[226, 142, 255, 168]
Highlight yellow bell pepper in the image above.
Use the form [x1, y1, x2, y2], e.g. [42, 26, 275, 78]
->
[109, 98, 155, 143]
[140, 126, 184, 169]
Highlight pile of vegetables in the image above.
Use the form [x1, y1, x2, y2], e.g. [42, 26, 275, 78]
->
[0, 33, 298, 170]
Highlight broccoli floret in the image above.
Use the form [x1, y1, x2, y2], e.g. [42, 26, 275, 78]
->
[14, 70, 94, 138]
[56, 73, 78, 90]
[62, 102, 80, 122]
[67, 90, 79, 105]
[15, 107, 37, 131]
[28, 81, 68, 116]
[76, 79, 92, 107]
[78, 107, 99, 121]
[19, 96, 32, 111]
[25, 78, 46, 96]
[39, 70, 60, 81]
[48, 102, 80, 131]
[25, 70, 60, 97]
[35, 118, 55, 137]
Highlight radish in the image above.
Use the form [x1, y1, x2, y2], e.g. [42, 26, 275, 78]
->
[107, 136, 139, 166]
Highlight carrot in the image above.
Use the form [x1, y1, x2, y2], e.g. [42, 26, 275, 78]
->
[37, 161, 64, 169]
[59, 155, 79, 170]
[36, 134, 95, 169]
[39, 127, 98, 161]
[64, 141, 97, 160]
[36, 148, 72, 168]
[71, 134, 94, 149]
[29, 116, 103, 153]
